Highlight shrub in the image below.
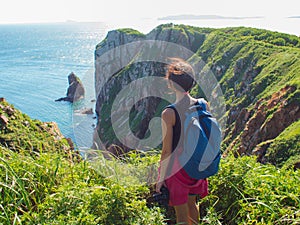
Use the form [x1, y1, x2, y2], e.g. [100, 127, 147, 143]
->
[200, 154, 300, 225]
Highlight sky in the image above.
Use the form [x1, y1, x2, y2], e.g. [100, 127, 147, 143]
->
[0, 0, 299, 24]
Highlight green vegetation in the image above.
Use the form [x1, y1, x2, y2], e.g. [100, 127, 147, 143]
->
[116, 28, 146, 38]
[0, 146, 166, 224]
[0, 100, 165, 224]
[1, 99, 300, 224]
[186, 25, 300, 166]
[0, 99, 72, 154]
[218, 26, 300, 48]
[1, 25, 299, 224]
[265, 120, 300, 167]
[203, 154, 300, 225]
[95, 28, 145, 50]
[1, 147, 299, 225]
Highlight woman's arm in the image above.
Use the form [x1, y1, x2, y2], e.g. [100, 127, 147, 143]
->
[156, 108, 175, 192]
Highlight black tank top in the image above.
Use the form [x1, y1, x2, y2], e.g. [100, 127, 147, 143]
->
[171, 107, 181, 151]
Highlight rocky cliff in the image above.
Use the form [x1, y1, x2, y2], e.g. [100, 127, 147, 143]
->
[93, 24, 300, 166]
[93, 26, 213, 152]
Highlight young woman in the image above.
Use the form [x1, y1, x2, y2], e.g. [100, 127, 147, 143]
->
[156, 58, 209, 225]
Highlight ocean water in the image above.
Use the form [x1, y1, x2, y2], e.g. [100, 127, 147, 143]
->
[0, 22, 107, 148]
[0, 18, 299, 149]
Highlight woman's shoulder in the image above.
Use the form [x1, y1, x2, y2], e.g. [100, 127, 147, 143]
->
[161, 107, 176, 125]
[162, 107, 175, 117]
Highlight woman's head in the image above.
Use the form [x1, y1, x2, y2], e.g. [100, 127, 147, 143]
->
[165, 58, 195, 92]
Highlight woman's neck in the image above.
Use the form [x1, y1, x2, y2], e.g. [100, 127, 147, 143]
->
[174, 90, 197, 106]
[175, 91, 189, 103]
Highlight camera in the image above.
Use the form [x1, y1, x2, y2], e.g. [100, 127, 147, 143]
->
[148, 186, 169, 207]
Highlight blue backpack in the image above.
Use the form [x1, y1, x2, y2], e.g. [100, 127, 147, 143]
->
[172, 98, 222, 179]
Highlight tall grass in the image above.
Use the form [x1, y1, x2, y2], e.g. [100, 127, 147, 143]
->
[1, 144, 299, 224]
[0, 147, 165, 225]
[201, 154, 300, 225]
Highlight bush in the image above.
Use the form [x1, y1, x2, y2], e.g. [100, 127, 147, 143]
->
[200, 154, 300, 225]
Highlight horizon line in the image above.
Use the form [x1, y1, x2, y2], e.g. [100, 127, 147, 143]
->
[0, 14, 299, 25]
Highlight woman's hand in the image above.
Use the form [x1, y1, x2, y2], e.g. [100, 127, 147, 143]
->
[155, 181, 165, 193]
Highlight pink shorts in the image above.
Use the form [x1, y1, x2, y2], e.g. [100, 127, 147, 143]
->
[165, 168, 208, 206]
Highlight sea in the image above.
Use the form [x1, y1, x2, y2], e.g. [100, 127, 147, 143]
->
[0, 18, 299, 149]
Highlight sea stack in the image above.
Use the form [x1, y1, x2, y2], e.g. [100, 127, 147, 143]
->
[56, 72, 85, 103]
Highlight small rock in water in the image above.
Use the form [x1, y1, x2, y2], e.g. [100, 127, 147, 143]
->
[55, 72, 85, 103]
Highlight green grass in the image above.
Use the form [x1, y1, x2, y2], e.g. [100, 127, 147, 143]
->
[1, 144, 299, 224]
[265, 120, 300, 167]
[0, 100, 165, 224]
[116, 28, 146, 38]
[201, 154, 300, 225]
[0, 99, 299, 224]
[0, 147, 165, 225]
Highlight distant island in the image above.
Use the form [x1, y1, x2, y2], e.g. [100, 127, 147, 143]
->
[288, 16, 300, 18]
[158, 14, 264, 20]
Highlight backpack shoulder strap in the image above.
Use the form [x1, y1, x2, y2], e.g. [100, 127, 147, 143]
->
[165, 103, 175, 110]
[197, 98, 207, 111]
[187, 98, 208, 113]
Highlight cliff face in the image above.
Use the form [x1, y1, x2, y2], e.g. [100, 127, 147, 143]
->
[93, 24, 300, 166]
[93, 26, 211, 152]
[229, 86, 299, 157]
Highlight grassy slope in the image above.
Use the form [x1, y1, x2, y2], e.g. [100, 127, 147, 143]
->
[265, 120, 300, 167]
[188, 26, 300, 164]
[194, 26, 300, 108]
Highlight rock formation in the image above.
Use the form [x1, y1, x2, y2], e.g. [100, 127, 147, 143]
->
[56, 72, 85, 102]
[0, 98, 14, 128]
